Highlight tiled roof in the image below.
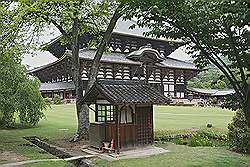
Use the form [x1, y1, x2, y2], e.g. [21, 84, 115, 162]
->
[28, 49, 196, 75]
[83, 80, 171, 105]
[40, 82, 75, 91]
[72, 49, 197, 70]
[76, 49, 142, 65]
[212, 90, 235, 96]
[188, 88, 235, 96]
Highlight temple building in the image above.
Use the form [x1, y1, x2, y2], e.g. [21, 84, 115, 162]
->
[186, 88, 235, 105]
[28, 20, 197, 101]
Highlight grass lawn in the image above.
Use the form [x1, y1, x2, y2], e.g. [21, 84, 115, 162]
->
[0, 104, 249, 167]
[95, 143, 250, 167]
[154, 105, 234, 132]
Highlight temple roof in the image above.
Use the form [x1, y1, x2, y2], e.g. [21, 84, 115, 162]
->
[76, 49, 142, 65]
[76, 49, 196, 69]
[28, 48, 197, 83]
[83, 80, 171, 105]
[29, 49, 197, 75]
[188, 88, 235, 96]
[211, 90, 235, 96]
[40, 81, 75, 91]
[45, 20, 183, 59]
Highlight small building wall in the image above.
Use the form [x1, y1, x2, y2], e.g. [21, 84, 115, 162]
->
[89, 104, 153, 151]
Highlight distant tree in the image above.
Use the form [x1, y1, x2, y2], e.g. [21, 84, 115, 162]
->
[0, 58, 46, 128]
[7, 0, 123, 141]
[122, 0, 250, 126]
[188, 69, 230, 89]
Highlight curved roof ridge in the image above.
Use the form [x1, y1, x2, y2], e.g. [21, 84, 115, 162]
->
[27, 52, 69, 74]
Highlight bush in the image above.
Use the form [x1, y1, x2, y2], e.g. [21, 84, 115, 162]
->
[0, 52, 47, 128]
[173, 129, 228, 147]
[188, 134, 213, 147]
[53, 94, 62, 105]
[228, 109, 250, 153]
[44, 97, 52, 106]
[15, 79, 46, 127]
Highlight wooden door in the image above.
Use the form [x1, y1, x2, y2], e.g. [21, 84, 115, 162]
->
[136, 105, 153, 145]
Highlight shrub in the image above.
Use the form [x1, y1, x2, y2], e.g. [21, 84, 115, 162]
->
[188, 134, 213, 147]
[44, 97, 52, 106]
[15, 79, 46, 127]
[0, 52, 47, 128]
[173, 129, 228, 147]
[53, 94, 62, 105]
[228, 109, 250, 153]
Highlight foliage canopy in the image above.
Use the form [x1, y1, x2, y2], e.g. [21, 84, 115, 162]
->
[122, 0, 249, 111]
[188, 69, 231, 89]
[0, 1, 47, 128]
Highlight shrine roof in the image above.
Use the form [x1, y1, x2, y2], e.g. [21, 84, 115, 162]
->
[40, 81, 75, 91]
[83, 80, 171, 105]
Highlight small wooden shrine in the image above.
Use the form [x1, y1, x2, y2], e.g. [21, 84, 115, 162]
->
[82, 80, 170, 153]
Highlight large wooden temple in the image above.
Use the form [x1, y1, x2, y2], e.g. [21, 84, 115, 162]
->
[29, 20, 197, 101]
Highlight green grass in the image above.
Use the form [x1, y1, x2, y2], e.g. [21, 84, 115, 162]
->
[0, 104, 78, 166]
[0, 104, 249, 167]
[25, 161, 67, 167]
[154, 105, 234, 132]
[95, 143, 250, 167]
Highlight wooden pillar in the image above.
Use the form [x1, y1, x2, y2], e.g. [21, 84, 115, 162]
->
[160, 69, 165, 95]
[63, 90, 66, 100]
[151, 104, 154, 144]
[174, 70, 177, 97]
[116, 106, 120, 154]
[133, 105, 137, 147]
[52, 90, 54, 99]
[146, 66, 149, 84]
[183, 71, 187, 98]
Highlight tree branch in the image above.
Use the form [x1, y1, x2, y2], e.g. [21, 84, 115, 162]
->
[166, 20, 245, 104]
[226, 26, 248, 90]
[39, 14, 68, 37]
[86, 5, 123, 92]
[202, 41, 245, 97]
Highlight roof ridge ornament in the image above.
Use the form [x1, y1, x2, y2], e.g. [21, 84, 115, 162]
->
[127, 44, 166, 63]
[139, 43, 153, 50]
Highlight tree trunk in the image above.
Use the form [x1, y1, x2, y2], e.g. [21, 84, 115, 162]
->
[70, 7, 122, 142]
[246, 84, 250, 127]
[86, 7, 122, 91]
[70, 18, 89, 142]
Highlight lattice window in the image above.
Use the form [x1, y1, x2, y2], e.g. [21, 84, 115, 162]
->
[96, 104, 115, 122]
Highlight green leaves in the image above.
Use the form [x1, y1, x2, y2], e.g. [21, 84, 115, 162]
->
[17, 0, 112, 40]
[0, 49, 47, 128]
[123, 0, 249, 110]
[188, 69, 230, 89]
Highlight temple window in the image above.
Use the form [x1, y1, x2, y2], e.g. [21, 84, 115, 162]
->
[96, 104, 115, 122]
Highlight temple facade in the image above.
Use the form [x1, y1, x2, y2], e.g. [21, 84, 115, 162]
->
[28, 20, 197, 101]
